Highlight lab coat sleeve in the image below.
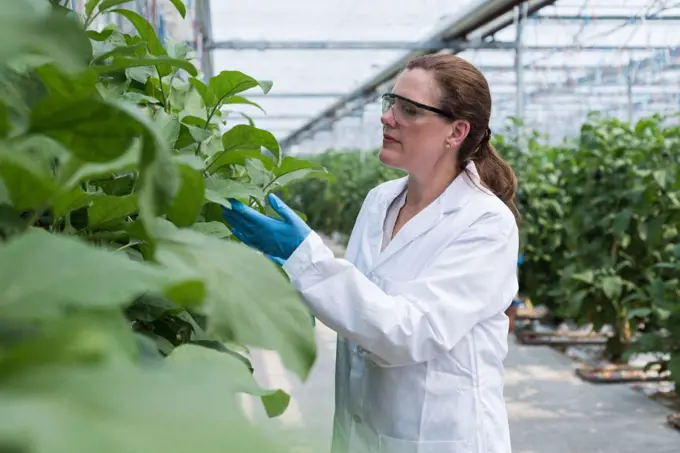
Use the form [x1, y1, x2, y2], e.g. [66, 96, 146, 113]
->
[282, 212, 519, 367]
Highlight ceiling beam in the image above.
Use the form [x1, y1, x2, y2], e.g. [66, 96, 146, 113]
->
[277, 0, 557, 149]
[529, 14, 680, 22]
[207, 39, 515, 51]
[208, 40, 674, 52]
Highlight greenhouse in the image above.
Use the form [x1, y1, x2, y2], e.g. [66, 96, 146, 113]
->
[0, 1, 678, 452]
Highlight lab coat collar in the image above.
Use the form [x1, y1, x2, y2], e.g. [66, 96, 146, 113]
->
[370, 161, 489, 269]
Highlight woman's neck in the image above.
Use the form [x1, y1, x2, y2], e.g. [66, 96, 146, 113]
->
[405, 159, 461, 212]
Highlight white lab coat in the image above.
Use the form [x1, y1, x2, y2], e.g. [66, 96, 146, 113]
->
[282, 162, 518, 453]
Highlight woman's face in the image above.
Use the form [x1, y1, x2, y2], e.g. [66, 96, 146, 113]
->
[379, 68, 465, 176]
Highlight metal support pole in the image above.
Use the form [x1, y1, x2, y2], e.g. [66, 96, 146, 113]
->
[626, 61, 636, 123]
[197, 0, 215, 79]
[514, 3, 528, 150]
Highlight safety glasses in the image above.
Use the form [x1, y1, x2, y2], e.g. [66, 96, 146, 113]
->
[381, 93, 455, 124]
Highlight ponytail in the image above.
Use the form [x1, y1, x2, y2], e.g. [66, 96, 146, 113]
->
[474, 141, 520, 225]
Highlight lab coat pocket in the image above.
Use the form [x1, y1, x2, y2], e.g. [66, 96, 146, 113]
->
[378, 434, 472, 453]
[425, 371, 478, 443]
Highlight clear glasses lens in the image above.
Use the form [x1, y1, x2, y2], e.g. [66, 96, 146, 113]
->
[382, 95, 394, 115]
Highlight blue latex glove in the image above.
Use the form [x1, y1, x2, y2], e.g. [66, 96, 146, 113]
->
[222, 193, 311, 263]
[517, 253, 524, 265]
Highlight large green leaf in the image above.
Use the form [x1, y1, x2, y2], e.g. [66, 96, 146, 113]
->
[109, 9, 166, 57]
[95, 56, 198, 78]
[205, 179, 265, 205]
[167, 164, 205, 227]
[207, 71, 272, 105]
[87, 194, 137, 227]
[0, 150, 56, 211]
[153, 222, 317, 381]
[168, 344, 291, 418]
[0, 361, 278, 453]
[0, 0, 92, 72]
[0, 229, 200, 320]
[222, 124, 280, 164]
[29, 98, 147, 163]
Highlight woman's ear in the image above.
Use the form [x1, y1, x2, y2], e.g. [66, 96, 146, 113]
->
[448, 120, 470, 148]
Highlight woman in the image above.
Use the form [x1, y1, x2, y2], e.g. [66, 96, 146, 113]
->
[223, 54, 520, 453]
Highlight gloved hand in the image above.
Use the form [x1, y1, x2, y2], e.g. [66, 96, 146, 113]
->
[222, 193, 312, 263]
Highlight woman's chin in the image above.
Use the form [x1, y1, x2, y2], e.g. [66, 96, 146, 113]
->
[378, 147, 402, 169]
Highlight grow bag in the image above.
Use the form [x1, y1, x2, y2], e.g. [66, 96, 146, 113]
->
[575, 364, 671, 384]
[515, 330, 609, 346]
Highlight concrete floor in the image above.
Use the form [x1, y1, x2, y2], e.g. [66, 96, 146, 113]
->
[242, 323, 678, 453]
[239, 236, 678, 452]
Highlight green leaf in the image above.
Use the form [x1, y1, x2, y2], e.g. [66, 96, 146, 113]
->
[189, 77, 216, 106]
[611, 209, 632, 237]
[0, 150, 57, 211]
[52, 186, 97, 219]
[176, 123, 212, 150]
[191, 221, 232, 238]
[57, 143, 140, 189]
[154, 108, 181, 150]
[34, 64, 99, 101]
[652, 169, 667, 189]
[208, 70, 272, 106]
[95, 56, 198, 78]
[98, 0, 131, 12]
[168, 344, 290, 418]
[0, 229, 197, 320]
[206, 179, 265, 204]
[0, 362, 278, 453]
[0, 0, 92, 72]
[0, 101, 9, 138]
[168, 0, 187, 18]
[29, 98, 147, 163]
[85, 0, 102, 17]
[154, 222, 317, 380]
[205, 149, 269, 174]
[600, 276, 623, 300]
[222, 95, 266, 114]
[626, 307, 653, 319]
[88, 194, 138, 228]
[246, 158, 272, 187]
[167, 164, 205, 227]
[109, 9, 166, 57]
[571, 271, 595, 284]
[222, 124, 280, 164]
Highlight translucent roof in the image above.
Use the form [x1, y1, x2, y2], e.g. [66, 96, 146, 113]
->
[208, 0, 680, 153]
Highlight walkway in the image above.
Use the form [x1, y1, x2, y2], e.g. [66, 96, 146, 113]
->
[240, 237, 678, 453]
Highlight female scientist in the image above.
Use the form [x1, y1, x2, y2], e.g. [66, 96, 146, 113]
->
[223, 54, 520, 453]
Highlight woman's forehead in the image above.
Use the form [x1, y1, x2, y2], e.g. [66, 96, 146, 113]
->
[392, 68, 440, 105]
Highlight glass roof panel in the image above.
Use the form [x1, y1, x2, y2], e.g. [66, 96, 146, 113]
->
[208, 0, 680, 151]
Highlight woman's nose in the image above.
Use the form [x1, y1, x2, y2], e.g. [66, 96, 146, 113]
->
[380, 107, 397, 128]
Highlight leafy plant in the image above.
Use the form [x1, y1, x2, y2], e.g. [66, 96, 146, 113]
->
[0, 1, 333, 451]
[502, 113, 680, 369]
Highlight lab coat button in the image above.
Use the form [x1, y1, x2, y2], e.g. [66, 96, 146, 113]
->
[353, 414, 362, 423]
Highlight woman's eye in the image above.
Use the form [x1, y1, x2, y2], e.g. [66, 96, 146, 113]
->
[401, 104, 418, 117]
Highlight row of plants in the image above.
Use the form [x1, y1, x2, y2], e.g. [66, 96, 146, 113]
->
[288, 114, 680, 390]
[0, 1, 334, 452]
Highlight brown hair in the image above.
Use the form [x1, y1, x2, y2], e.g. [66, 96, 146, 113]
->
[405, 54, 520, 224]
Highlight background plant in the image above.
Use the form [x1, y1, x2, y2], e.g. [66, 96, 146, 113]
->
[0, 1, 334, 451]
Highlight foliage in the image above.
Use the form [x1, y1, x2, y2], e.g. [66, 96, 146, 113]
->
[286, 149, 405, 241]
[0, 1, 333, 451]
[503, 114, 680, 374]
